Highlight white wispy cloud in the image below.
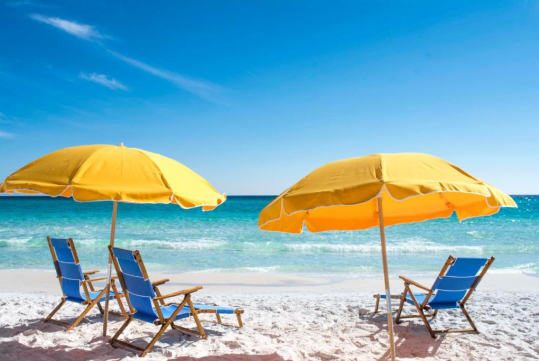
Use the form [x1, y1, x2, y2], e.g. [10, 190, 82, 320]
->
[30, 14, 108, 41]
[0, 130, 15, 139]
[79, 73, 129, 91]
[28, 15, 222, 101]
[0, 112, 22, 126]
[109, 51, 222, 100]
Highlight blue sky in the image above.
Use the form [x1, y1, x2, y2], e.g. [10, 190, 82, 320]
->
[0, 0, 538, 195]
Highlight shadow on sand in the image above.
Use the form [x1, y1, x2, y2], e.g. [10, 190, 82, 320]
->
[0, 315, 288, 360]
[0, 303, 452, 361]
[361, 311, 445, 360]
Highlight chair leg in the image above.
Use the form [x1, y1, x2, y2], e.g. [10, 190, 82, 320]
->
[45, 299, 66, 321]
[169, 296, 207, 338]
[460, 305, 478, 333]
[374, 295, 380, 313]
[97, 303, 105, 315]
[114, 296, 202, 357]
[395, 289, 407, 324]
[109, 316, 149, 355]
[112, 296, 211, 358]
[67, 305, 93, 330]
[112, 282, 128, 319]
[427, 305, 478, 336]
[141, 299, 194, 357]
[111, 315, 134, 344]
[199, 309, 243, 329]
[235, 311, 244, 328]
[186, 296, 207, 339]
[68, 289, 106, 330]
[407, 288, 436, 338]
[139, 323, 169, 357]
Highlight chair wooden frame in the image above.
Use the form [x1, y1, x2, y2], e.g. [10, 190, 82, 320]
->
[372, 294, 403, 314]
[394, 255, 495, 338]
[44, 237, 127, 330]
[152, 278, 244, 328]
[108, 246, 208, 358]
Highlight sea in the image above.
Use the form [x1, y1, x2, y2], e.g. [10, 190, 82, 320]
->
[0, 196, 537, 278]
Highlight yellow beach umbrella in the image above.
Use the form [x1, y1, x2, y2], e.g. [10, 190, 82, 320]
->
[258, 153, 516, 360]
[0, 144, 226, 336]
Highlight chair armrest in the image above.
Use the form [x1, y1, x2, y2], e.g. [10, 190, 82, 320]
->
[82, 275, 117, 283]
[83, 270, 100, 276]
[152, 278, 170, 287]
[155, 286, 203, 301]
[399, 276, 431, 291]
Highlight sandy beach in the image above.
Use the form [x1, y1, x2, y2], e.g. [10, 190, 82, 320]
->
[1, 270, 538, 360]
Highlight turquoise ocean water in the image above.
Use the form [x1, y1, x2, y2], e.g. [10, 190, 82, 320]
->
[0, 196, 537, 277]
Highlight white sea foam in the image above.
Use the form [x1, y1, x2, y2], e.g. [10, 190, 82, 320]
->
[126, 239, 227, 250]
[466, 230, 484, 238]
[75, 239, 99, 245]
[285, 240, 483, 254]
[0, 237, 32, 245]
[194, 266, 280, 273]
[490, 263, 537, 275]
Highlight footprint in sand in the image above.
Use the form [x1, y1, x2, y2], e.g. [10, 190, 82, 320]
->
[223, 340, 242, 349]
[309, 351, 338, 360]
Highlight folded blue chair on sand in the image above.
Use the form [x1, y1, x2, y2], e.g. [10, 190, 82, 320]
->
[44, 237, 127, 330]
[392, 255, 495, 338]
[109, 246, 244, 357]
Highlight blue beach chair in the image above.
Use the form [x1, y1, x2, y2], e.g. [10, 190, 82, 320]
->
[44, 237, 127, 330]
[394, 255, 495, 338]
[109, 246, 244, 357]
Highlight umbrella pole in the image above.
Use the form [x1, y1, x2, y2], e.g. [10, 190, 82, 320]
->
[103, 201, 118, 337]
[377, 197, 397, 361]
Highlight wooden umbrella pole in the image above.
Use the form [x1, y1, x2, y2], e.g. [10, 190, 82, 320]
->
[377, 196, 397, 361]
[103, 201, 118, 337]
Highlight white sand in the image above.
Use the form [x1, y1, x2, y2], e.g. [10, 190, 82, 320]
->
[0, 271, 538, 360]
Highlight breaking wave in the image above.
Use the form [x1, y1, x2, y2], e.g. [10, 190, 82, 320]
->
[285, 239, 483, 254]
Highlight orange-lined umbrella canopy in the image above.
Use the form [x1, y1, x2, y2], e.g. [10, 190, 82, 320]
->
[259, 153, 516, 233]
[0, 144, 226, 210]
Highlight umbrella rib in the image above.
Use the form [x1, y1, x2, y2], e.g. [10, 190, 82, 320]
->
[68, 146, 110, 199]
[135, 149, 175, 193]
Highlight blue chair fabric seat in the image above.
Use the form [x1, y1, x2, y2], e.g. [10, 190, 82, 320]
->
[403, 293, 460, 310]
[133, 304, 192, 324]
